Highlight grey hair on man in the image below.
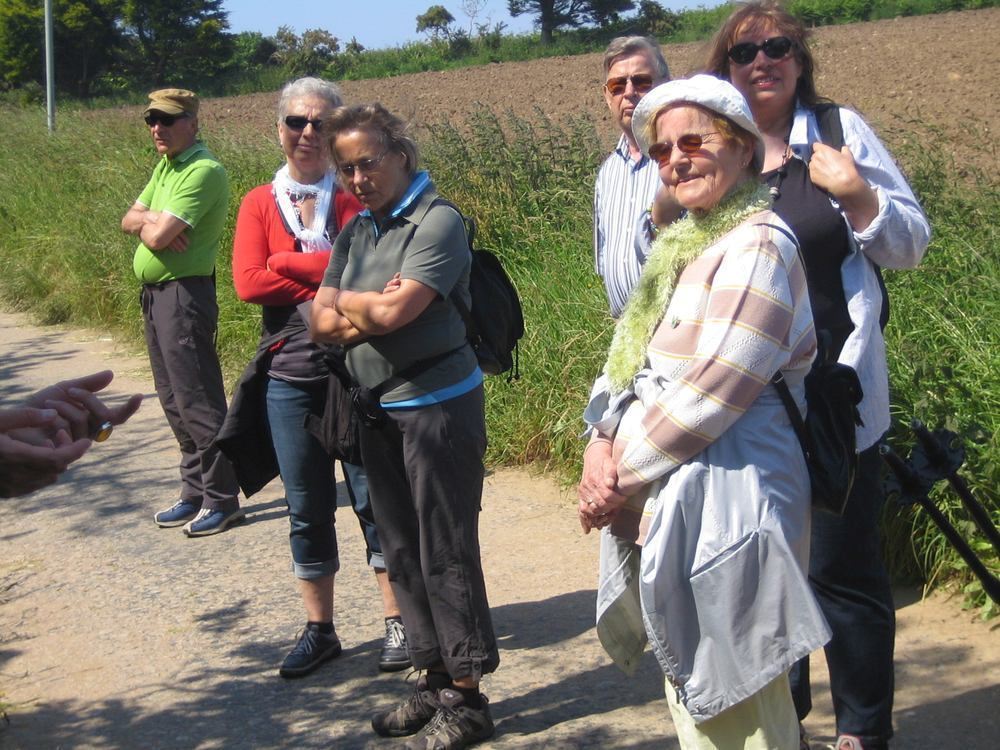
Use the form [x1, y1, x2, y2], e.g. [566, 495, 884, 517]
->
[602, 36, 670, 79]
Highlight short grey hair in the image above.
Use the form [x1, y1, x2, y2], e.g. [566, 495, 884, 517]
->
[277, 77, 343, 124]
[602, 36, 670, 80]
[323, 103, 420, 177]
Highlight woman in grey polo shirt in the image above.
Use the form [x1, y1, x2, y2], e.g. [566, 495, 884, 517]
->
[311, 103, 498, 750]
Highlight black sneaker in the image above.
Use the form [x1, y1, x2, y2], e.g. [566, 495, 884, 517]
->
[371, 675, 441, 737]
[278, 624, 342, 678]
[403, 687, 494, 749]
[379, 616, 412, 672]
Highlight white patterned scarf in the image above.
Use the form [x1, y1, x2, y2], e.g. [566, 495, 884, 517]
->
[272, 164, 335, 253]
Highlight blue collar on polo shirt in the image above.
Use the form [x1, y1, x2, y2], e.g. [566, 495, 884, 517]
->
[362, 170, 432, 236]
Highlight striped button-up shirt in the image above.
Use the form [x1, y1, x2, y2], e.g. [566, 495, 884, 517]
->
[593, 134, 662, 318]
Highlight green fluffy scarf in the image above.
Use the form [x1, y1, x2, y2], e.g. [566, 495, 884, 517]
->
[603, 180, 771, 394]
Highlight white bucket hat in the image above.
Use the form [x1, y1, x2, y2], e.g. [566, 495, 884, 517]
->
[630, 74, 763, 165]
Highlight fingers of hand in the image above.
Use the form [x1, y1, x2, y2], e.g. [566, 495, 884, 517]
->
[0, 407, 58, 432]
[0, 434, 89, 471]
[64, 370, 114, 395]
[114, 394, 144, 425]
[44, 398, 90, 441]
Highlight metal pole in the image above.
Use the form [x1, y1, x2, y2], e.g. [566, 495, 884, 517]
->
[44, 0, 55, 133]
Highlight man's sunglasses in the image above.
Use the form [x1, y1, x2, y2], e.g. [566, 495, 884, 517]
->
[648, 133, 719, 167]
[604, 74, 654, 97]
[284, 115, 324, 132]
[727, 36, 795, 65]
[144, 112, 189, 127]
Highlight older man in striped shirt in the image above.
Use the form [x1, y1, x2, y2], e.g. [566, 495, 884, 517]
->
[593, 37, 673, 318]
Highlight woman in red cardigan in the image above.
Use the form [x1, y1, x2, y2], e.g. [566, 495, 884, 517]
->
[232, 77, 408, 678]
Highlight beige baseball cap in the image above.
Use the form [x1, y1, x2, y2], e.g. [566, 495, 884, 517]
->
[143, 88, 199, 117]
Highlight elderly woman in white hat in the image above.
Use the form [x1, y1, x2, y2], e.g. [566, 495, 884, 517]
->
[578, 74, 830, 749]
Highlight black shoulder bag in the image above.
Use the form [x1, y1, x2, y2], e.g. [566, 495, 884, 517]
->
[773, 332, 865, 516]
[760, 219, 865, 516]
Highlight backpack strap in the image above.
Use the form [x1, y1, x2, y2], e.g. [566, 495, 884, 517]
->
[813, 102, 844, 150]
[429, 197, 478, 343]
[772, 371, 810, 462]
[812, 103, 891, 330]
[761, 216, 813, 459]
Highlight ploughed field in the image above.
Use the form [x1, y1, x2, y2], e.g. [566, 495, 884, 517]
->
[197, 8, 999, 176]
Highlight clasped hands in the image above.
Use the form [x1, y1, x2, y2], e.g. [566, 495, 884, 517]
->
[577, 439, 626, 534]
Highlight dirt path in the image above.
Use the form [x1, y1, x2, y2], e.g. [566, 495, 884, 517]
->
[0, 310, 997, 749]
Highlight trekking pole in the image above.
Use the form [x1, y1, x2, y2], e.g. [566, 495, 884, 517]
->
[910, 420, 1000, 556]
[881, 424, 1000, 605]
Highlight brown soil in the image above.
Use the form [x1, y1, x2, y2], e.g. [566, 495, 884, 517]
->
[202, 9, 1000, 175]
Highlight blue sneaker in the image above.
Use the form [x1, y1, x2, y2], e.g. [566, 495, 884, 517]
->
[154, 499, 201, 528]
[182, 507, 245, 537]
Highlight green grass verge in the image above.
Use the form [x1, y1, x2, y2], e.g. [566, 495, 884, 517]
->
[0, 102, 996, 614]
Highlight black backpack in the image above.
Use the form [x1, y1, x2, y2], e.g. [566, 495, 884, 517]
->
[435, 199, 524, 380]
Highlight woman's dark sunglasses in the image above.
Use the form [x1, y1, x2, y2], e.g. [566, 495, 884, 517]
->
[648, 133, 719, 167]
[284, 115, 323, 132]
[144, 112, 188, 127]
[727, 36, 795, 65]
[604, 74, 654, 97]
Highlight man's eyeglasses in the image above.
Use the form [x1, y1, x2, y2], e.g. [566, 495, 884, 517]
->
[284, 115, 324, 132]
[647, 133, 719, 167]
[727, 36, 795, 66]
[144, 112, 189, 127]
[604, 74, 654, 97]
[339, 151, 389, 178]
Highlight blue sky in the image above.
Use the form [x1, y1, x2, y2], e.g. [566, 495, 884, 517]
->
[225, 1, 535, 49]
[224, 1, 696, 51]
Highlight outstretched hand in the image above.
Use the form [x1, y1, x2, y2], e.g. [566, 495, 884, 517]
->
[24, 370, 142, 443]
[0, 408, 91, 498]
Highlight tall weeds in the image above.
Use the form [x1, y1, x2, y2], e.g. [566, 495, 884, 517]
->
[879, 125, 999, 614]
[0, 102, 995, 612]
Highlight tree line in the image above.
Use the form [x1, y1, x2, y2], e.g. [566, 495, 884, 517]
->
[0, 0, 705, 100]
[2, 0, 989, 101]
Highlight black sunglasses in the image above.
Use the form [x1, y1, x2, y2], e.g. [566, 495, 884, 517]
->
[144, 112, 189, 127]
[284, 115, 323, 132]
[727, 36, 795, 65]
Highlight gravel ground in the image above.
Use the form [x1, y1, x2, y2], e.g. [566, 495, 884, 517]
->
[0, 310, 997, 749]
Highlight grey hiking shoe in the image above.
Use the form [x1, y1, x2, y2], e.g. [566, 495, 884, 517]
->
[278, 624, 342, 678]
[371, 675, 441, 737]
[403, 687, 494, 750]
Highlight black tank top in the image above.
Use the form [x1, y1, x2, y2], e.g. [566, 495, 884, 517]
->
[765, 156, 854, 358]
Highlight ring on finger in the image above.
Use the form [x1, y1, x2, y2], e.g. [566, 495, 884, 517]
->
[92, 421, 114, 442]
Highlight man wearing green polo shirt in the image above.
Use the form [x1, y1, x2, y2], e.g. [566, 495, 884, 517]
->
[121, 88, 243, 537]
